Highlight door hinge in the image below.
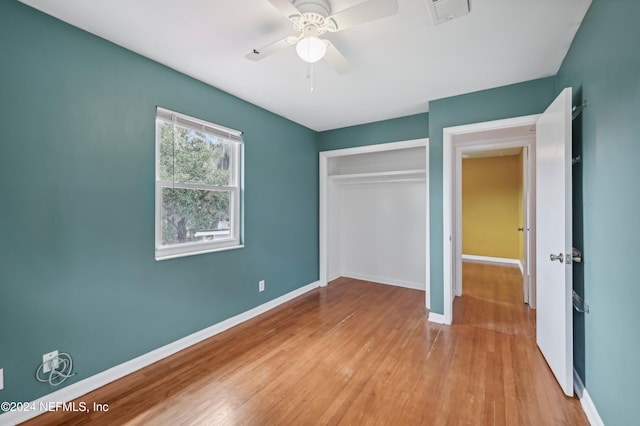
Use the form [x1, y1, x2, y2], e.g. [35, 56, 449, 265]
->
[572, 247, 582, 263]
[573, 290, 589, 313]
[572, 100, 587, 120]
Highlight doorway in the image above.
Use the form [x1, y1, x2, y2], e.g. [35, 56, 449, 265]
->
[459, 148, 529, 305]
[442, 114, 539, 325]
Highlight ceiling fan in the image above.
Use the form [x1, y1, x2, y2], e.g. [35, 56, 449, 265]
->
[246, 0, 399, 74]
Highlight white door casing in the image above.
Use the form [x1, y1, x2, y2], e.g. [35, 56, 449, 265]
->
[535, 88, 573, 396]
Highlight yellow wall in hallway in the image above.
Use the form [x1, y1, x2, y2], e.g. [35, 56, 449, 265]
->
[462, 155, 522, 259]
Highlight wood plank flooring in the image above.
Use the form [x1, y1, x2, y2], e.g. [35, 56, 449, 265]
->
[23, 262, 587, 425]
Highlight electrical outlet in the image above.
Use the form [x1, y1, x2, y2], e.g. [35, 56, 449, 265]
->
[259, 280, 265, 292]
[42, 350, 59, 373]
[0, 368, 4, 390]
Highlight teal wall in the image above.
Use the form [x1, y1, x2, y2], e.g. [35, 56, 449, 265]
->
[557, 0, 640, 424]
[0, 1, 318, 405]
[317, 113, 429, 152]
[427, 77, 557, 313]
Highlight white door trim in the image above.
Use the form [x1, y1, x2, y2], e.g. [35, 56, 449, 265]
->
[442, 115, 539, 325]
[319, 138, 430, 308]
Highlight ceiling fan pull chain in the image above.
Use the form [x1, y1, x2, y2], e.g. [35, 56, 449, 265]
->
[307, 61, 315, 93]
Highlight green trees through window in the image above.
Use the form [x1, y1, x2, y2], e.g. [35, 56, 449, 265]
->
[155, 108, 242, 259]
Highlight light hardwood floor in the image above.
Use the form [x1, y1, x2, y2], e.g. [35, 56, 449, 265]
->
[23, 262, 587, 425]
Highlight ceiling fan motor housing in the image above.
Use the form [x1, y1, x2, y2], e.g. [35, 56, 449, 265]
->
[293, 0, 331, 17]
[291, 0, 335, 34]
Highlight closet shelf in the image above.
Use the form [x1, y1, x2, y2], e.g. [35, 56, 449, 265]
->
[329, 169, 426, 185]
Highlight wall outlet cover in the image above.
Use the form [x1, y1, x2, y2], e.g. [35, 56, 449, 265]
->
[0, 368, 4, 390]
[42, 350, 59, 373]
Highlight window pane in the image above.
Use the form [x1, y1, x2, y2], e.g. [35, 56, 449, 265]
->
[160, 188, 231, 246]
[158, 121, 231, 186]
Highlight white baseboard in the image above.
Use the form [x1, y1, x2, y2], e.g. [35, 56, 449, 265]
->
[0, 280, 321, 426]
[341, 272, 425, 291]
[462, 254, 521, 268]
[574, 369, 604, 426]
[427, 312, 446, 324]
[327, 273, 341, 283]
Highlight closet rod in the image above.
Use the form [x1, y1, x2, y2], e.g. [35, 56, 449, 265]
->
[334, 177, 426, 185]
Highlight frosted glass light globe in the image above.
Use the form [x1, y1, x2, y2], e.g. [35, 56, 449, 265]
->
[296, 36, 327, 63]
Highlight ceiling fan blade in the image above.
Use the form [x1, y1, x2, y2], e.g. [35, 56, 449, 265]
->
[323, 41, 350, 74]
[326, 0, 398, 32]
[266, 0, 302, 20]
[246, 37, 296, 61]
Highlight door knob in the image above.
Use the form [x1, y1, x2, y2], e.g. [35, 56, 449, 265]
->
[518, 227, 524, 232]
[550, 253, 564, 263]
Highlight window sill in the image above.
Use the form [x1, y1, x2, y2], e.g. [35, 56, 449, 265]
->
[155, 244, 244, 261]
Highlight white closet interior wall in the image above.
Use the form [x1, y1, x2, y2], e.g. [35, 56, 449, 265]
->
[327, 146, 427, 290]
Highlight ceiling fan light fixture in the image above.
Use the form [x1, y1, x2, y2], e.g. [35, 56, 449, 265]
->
[296, 36, 326, 63]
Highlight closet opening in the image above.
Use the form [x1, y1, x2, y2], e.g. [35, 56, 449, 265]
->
[319, 139, 430, 308]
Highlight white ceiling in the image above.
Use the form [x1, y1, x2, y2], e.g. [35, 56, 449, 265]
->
[18, 0, 591, 131]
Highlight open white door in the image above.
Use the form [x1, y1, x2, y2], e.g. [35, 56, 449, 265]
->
[536, 88, 573, 396]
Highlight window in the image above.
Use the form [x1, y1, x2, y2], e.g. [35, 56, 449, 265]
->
[155, 107, 243, 260]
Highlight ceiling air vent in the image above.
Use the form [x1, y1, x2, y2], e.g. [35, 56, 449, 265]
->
[425, 0, 470, 25]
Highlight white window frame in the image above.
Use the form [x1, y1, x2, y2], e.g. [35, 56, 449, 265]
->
[155, 107, 244, 260]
